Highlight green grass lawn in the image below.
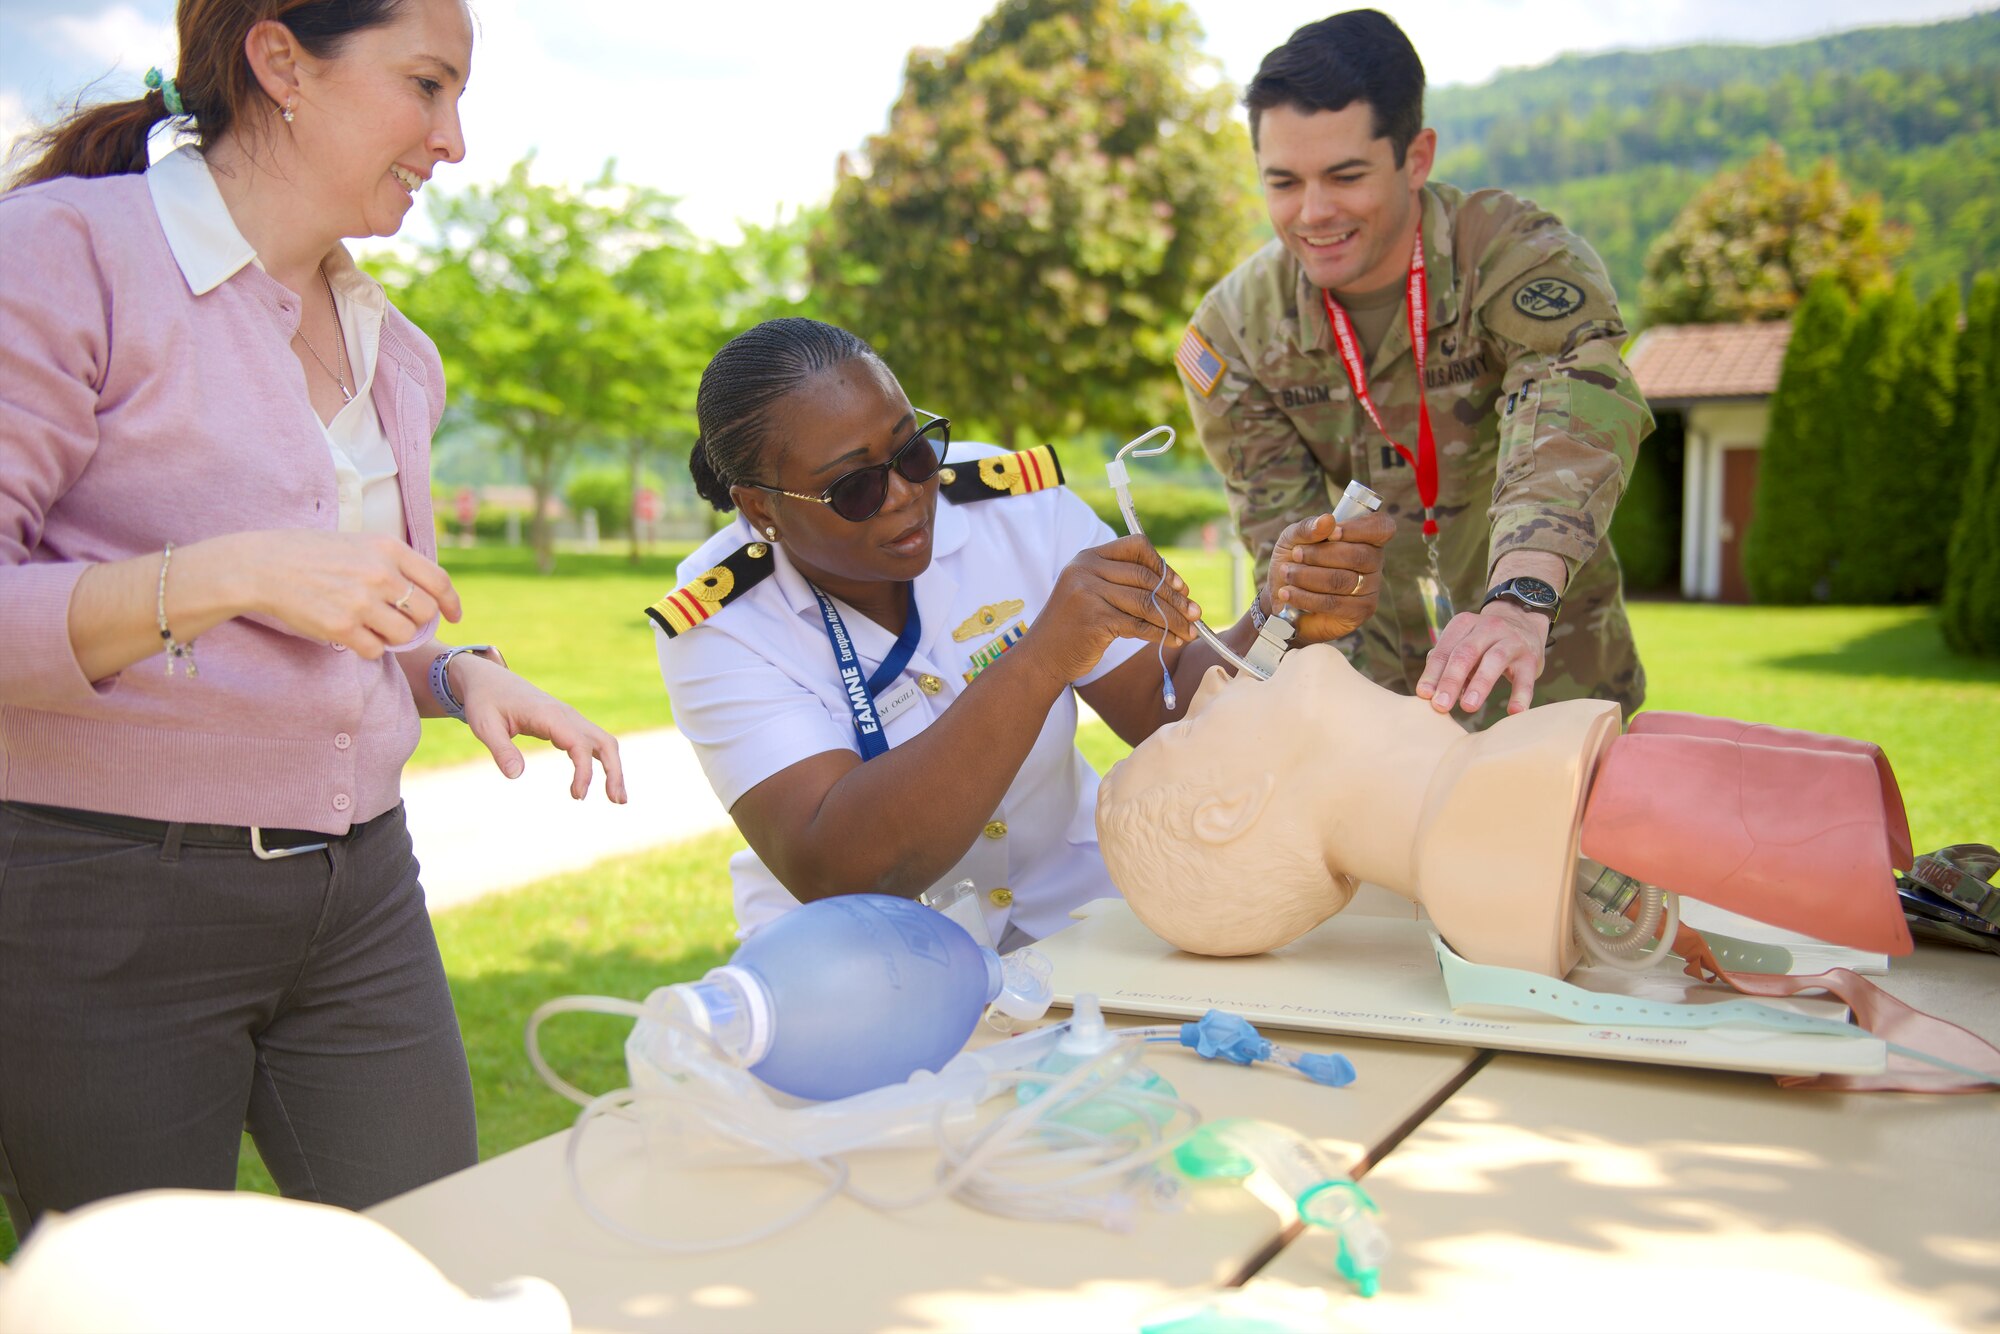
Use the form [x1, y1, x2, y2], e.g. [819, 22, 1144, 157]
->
[1627, 603, 1997, 850]
[411, 545, 695, 770]
[4, 588, 1993, 1262]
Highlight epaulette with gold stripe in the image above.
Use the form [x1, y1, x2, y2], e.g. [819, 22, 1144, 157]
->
[938, 445, 1064, 504]
[645, 540, 775, 638]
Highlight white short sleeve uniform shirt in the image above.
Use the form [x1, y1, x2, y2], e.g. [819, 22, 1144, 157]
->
[655, 443, 1143, 944]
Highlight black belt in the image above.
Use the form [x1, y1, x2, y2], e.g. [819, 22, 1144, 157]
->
[5, 802, 347, 860]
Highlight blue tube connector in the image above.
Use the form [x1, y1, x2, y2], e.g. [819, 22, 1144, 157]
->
[1177, 1010, 1357, 1087]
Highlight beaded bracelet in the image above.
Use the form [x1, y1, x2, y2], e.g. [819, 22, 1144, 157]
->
[157, 543, 197, 677]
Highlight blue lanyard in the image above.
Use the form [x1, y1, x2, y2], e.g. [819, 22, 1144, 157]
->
[810, 585, 922, 761]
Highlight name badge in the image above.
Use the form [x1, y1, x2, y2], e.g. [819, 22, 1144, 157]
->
[875, 678, 924, 727]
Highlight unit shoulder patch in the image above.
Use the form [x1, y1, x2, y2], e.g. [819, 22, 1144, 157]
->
[1511, 277, 1585, 321]
[645, 540, 775, 638]
[1483, 262, 1624, 357]
[939, 445, 1065, 503]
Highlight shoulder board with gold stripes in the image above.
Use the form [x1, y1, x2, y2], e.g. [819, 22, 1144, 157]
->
[938, 445, 1064, 504]
[645, 540, 776, 638]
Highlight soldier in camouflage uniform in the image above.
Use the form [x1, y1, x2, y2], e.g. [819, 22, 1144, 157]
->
[1180, 10, 1651, 727]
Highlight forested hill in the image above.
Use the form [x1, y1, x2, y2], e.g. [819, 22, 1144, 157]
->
[1427, 9, 2000, 314]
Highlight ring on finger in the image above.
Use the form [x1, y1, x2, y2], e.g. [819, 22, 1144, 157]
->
[1351, 571, 1367, 596]
[393, 582, 415, 613]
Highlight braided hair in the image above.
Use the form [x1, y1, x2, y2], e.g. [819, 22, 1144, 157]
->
[688, 318, 883, 512]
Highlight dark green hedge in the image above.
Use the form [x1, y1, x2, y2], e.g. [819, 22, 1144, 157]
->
[1610, 413, 1683, 594]
[1943, 274, 2000, 655]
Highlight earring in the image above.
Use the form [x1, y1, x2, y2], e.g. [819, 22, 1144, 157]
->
[280, 96, 296, 124]
[763, 526, 779, 540]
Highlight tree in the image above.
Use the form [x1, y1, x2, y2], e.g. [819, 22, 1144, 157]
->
[1640, 144, 1906, 326]
[1954, 270, 1998, 447]
[383, 159, 697, 573]
[1744, 277, 1853, 602]
[1944, 273, 2000, 655]
[1870, 284, 1961, 601]
[1827, 283, 1917, 603]
[809, 0, 1263, 447]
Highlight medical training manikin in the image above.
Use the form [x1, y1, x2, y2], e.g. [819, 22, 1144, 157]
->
[1095, 644, 1913, 975]
[0, 1189, 570, 1332]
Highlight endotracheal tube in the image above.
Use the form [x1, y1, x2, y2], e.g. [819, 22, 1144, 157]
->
[1106, 426, 1267, 682]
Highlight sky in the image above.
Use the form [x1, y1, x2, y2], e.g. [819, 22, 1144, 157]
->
[2, 0, 1989, 244]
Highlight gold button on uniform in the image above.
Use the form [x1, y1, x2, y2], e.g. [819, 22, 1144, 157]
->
[918, 673, 943, 695]
[937, 466, 957, 484]
[983, 820, 1008, 840]
[746, 542, 769, 559]
[988, 887, 1013, 908]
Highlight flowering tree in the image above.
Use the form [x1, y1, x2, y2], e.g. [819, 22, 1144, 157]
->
[811, 0, 1262, 447]
[1640, 145, 1905, 325]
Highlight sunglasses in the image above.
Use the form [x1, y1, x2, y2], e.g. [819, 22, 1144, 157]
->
[750, 416, 951, 523]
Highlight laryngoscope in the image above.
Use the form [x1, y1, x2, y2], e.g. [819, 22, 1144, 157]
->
[1105, 427, 1382, 683]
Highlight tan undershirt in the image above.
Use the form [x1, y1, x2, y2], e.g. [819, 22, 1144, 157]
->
[1326, 274, 1408, 365]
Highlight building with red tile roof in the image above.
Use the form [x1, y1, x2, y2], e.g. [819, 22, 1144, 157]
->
[1625, 321, 1793, 602]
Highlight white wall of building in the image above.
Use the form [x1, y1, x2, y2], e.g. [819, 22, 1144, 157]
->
[1678, 400, 1772, 601]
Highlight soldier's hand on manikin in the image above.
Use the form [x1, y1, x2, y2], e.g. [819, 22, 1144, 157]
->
[1416, 601, 1550, 716]
[1264, 510, 1395, 644]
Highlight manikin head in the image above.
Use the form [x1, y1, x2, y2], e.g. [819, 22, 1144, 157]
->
[1097, 644, 1618, 973]
[1095, 656, 1365, 955]
[0, 1190, 569, 1332]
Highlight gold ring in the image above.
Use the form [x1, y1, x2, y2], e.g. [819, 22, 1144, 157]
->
[394, 583, 415, 612]
[1351, 571, 1366, 596]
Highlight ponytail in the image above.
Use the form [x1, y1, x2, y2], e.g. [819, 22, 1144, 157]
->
[11, 93, 170, 188]
[8, 0, 409, 192]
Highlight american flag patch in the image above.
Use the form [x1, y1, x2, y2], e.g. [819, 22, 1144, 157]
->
[1175, 324, 1226, 397]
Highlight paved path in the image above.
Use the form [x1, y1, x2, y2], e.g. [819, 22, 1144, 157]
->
[403, 699, 1110, 912]
[402, 726, 730, 912]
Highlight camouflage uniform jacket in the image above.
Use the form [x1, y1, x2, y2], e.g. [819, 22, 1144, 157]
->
[1180, 182, 1652, 724]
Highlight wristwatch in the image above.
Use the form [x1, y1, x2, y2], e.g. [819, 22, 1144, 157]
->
[429, 644, 507, 721]
[1480, 576, 1562, 624]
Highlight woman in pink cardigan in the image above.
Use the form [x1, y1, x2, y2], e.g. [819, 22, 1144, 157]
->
[0, 0, 624, 1231]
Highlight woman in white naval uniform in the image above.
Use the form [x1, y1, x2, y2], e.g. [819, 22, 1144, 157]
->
[652, 318, 1386, 946]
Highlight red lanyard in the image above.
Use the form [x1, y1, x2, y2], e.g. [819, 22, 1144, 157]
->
[1321, 229, 1439, 537]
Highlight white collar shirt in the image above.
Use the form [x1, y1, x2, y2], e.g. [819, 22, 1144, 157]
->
[147, 145, 403, 537]
[656, 442, 1144, 945]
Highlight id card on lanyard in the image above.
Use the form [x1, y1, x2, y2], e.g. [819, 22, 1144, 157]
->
[1321, 227, 1454, 644]
[811, 585, 922, 761]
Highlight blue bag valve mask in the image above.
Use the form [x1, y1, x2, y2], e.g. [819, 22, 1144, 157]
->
[666, 894, 1019, 1101]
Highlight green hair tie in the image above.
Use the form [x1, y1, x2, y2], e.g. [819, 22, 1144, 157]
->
[144, 67, 184, 116]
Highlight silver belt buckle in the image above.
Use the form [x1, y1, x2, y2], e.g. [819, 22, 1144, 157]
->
[250, 826, 332, 861]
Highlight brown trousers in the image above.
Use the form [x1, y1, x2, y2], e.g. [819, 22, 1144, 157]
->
[0, 800, 476, 1235]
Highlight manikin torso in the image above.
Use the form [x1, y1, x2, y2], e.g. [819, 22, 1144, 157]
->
[1096, 645, 1912, 975]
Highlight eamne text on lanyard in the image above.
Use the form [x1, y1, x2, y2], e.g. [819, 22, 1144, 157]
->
[810, 585, 922, 761]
